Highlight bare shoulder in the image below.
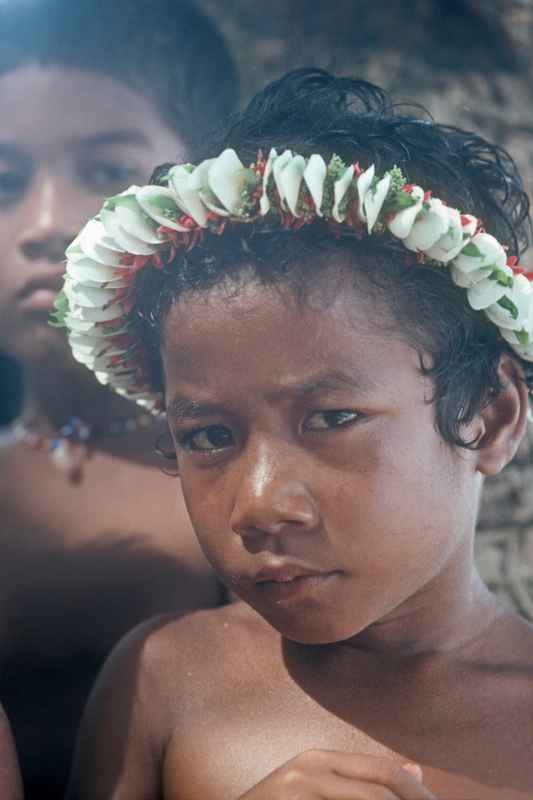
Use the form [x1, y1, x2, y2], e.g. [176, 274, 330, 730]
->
[477, 607, 533, 716]
[489, 608, 533, 665]
[68, 605, 277, 800]
[136, 602, 281, 712]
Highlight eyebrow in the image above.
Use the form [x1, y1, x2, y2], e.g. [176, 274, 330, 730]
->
[168, 370, 376, 423]
[71, 130, 151, 149]
[168, 398, 228, 423]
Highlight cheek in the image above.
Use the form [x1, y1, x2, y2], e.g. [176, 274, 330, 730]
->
[178, 469, 236, 569]
[324, 420, 473, 576]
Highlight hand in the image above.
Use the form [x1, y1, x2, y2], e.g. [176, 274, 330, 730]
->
[238, 749, 436, 799]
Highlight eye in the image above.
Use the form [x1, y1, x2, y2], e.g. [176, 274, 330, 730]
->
[178, 424, 235, 453]
[0, 168, 28, 206]
[80, 161, 144, 193]
[304, 409, 360, 431]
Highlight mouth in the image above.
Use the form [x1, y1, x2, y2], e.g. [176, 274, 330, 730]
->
[17, 275, 63, 312]
[248, 562, 341, 602]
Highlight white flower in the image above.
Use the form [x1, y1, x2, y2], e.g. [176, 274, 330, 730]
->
[136, 186, 190, 231]
[168, 165, 208, 227]
[67, 219, 125, 266]
[467, 273, 511, 311]
[451, 264, 493, 289]
[303, 154, 327, 216]
[71, 349, 119, 370]
[187, 158, 221, 213]
[500, 326, 533, 361]
[64, 281, 120, 310]
[66, 258, 127, 287]
[68, 334, 124, 357]
[332, 165, 355, 223]
[272, 150, 293, 211]
[279, 155, 306, 216]
[363, 174, 391, 233]
[259, 148, 278, 216]
[485, 272, 533, 332]
[356, 165, 375, 222]
[453, 232, 507, 274]
[65, 317, 128, 337]
[207, 149, 246, 216]
[424, 207, 466, 263]
[404, 197, 450, 253]
[100, 188, 162, 255]
[65, 303, 124, 323]
[386, 186, 424, 239]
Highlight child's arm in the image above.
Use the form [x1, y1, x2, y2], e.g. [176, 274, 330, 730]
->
[0, 704, 23, 800]
[238, 751, 435, 799]
[66, 617, 172, 800]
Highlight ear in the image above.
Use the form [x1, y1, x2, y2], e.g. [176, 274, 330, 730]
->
[475, 354, 529, 477]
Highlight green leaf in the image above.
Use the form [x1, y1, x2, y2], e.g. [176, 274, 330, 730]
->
[489, 268, 513, 287]
[461, 242, 483, 258]
[516, 329, 529, 347]
[327, 154, 347, 183]
[497, 296, 519, 320]
[388, 165, 406, 195]
[240, 168, 260, 192]
[387, 192, 418, 211]
[48, 289, 69, 328]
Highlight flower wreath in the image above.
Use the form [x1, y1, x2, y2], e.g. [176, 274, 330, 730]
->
[53, 148, 533, 413]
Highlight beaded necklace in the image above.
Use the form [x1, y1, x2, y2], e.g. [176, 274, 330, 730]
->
[11, 412, 153, 481]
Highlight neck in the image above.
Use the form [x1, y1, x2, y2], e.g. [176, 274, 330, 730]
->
[344, 548, 500, 663]
[22, 355, 143, 431]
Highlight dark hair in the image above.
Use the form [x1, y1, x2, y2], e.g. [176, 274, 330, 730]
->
[135, 68, 532, 448]
[0, 0, 238, 147]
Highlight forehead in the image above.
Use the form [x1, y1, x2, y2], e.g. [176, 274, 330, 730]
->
[162, 274, 424, 403]
[0, 64, 181, 156]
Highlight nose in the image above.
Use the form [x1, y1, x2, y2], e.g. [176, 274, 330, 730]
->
[230, 439, 320, 542]
[17, 174, 75, 263]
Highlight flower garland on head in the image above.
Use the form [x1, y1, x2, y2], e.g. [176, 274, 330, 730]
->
[52, 147, 533, 413]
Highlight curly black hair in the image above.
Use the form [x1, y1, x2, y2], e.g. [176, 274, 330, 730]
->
[135, 68, 532, 448]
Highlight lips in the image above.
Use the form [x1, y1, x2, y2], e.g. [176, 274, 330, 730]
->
[17, 273, 64, 312]
[254, 562, 328, 584]
[235, 560, 339, 602]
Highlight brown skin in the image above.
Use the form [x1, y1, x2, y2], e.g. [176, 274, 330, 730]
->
[68, 271, 533, 799]
[0, 705, 22, 800]
[0, 65, 221, 795]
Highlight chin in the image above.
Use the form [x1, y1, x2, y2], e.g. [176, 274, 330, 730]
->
[10, 324, 72, 365]
[260, 606, 368, 646]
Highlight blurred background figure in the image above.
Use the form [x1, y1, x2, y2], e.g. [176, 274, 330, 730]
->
[198, 0, 533, 615]
[0, 705, 23, 800]
[0, 351, 23, 438]
[0, 335, 24, 800]
[0, 0, 237, 795]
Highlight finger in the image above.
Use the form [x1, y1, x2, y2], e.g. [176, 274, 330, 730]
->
[317, 751, 435, 799]
[315, 773, 403, 799]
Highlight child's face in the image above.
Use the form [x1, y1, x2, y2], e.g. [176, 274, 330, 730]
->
[0, 65, 185, 364]
[163, 268, 483, 645]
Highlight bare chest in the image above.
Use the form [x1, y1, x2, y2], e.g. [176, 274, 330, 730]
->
[163, 677, 533, 800]
[0, 447, 217, 656]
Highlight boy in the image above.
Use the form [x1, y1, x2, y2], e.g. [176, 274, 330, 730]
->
[65, 70, 533, 798]
[0, 0, 237, 794]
